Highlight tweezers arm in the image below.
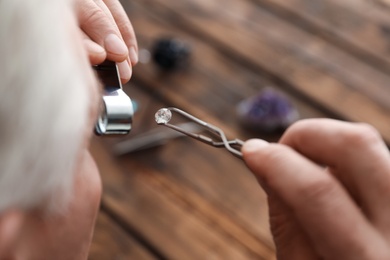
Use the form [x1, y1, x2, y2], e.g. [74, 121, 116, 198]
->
[164, 123, 221, 146]
[156, 107, 245, 160]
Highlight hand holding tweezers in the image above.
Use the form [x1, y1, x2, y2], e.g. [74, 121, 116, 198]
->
[155, 107, 244, 159]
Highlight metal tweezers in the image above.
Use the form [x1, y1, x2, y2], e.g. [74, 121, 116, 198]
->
[156, 107, 244, 159]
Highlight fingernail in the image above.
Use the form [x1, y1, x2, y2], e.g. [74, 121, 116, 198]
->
[117, 60, 132, 81]
[242, 139, 269, 154]
[104, 34, 128, 56]
[129, 47, 139, 65]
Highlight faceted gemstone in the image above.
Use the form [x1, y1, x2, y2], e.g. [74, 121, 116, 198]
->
[236, 88, 299, 131]
[155, 108, 172, 124]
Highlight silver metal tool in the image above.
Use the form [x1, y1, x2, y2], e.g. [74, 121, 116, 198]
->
[93, 60, 133, 135]
[155, 107, 244, 159]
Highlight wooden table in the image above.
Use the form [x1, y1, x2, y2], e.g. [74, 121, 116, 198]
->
[88, 0, 390, 259]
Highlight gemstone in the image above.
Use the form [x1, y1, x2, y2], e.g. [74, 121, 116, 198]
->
[237, 88, 299, 131]
[152, 37, 191, 70]
[155, 108, 172, 124]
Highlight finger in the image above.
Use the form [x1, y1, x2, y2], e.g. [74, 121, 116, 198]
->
[280, 119, 390, 230]
[84, 39, 106, 65]
[117, 60, 132, 84]
[80, 30, 106, 65]
[103, 0, 138, 65]
[90, 0, 133, 82]
[243, 139, 389, 259]
[78, 0, 132, 82]
[255, 167, 319, 259]
[78, 0, 128, 62]
[266, 190, 320, 260]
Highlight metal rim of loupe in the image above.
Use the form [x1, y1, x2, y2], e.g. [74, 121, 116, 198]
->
[95, 89, 133, 135]
[95, 102, 108, 135]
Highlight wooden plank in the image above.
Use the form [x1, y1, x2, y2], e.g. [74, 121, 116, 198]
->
[98, 3, 342, 256]
[251, 0, 390, 73]
[92, 1, 390, 258]
[113, 87, 275, 247]
[108, 3, 334, 251]
[89, 212, 157, 260]
[91, 138, 276, 260]
[95, 86, 277, 257]
[127, 0, 390, 144]
[122, 0, 330, 142]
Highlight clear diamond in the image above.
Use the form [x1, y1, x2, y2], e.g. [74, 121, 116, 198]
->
[155, 108, 172, 124]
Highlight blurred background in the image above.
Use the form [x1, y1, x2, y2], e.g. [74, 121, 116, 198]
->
[89, 0, 390, 259]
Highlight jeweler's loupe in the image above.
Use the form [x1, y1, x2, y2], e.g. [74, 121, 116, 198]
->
[93, 60, 133, 135]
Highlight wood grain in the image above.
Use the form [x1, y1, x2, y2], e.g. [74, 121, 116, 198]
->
[89, 212, 157, 260]
[129, 0, 390, 143]
[123, 0, 330, 140]
[91, 137, 276, 260]
[90, 0, 390, 259]
[251, 0, 390, 72]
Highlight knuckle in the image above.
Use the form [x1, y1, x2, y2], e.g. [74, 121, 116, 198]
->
[342, 123, 382, 148]
[117, 21, 133, 42]
[116, 16, 131, 30]
[284, 119, 310, 136]
[81, 8, 106, 26]
[282, 119, 319, 143]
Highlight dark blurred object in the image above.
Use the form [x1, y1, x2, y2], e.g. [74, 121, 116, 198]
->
[113, 122, 202, 156]
[237, 88, 299, 132]
[152, 37, 191, 70]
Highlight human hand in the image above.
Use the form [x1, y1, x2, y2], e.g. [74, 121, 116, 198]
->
[77, 0, 138, 83]
[242, 119, 390, 260]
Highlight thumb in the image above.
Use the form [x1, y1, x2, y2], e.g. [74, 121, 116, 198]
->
[242, 139, 270, 181]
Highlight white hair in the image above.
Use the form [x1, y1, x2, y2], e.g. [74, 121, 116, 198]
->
[0, 0, 90, 212]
